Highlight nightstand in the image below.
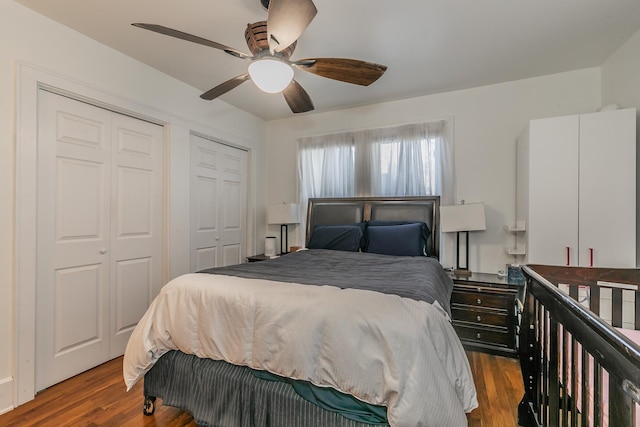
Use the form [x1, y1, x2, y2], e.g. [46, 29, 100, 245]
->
[450, 272, 525, 358]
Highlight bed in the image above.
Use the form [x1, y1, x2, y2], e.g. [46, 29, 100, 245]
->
[123, 196, 478, 426]
[518, 264, 640, 427]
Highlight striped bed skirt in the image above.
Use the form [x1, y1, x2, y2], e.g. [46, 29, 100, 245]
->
[143, 350, 386, 427]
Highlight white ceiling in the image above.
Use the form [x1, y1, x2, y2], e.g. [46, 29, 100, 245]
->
[16, 0, 640, 121]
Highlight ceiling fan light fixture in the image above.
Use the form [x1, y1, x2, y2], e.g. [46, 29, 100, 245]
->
[248, 59, 294, 93]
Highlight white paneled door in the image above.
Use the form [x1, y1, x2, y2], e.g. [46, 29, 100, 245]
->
[36, 91, 163, 391]
[190, 134, 247, 272]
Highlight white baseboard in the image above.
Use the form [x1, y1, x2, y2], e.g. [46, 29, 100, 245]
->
[0, 376, 14, 415]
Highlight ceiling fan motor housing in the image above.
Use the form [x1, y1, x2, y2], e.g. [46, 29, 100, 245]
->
[245, 21, 296, 58]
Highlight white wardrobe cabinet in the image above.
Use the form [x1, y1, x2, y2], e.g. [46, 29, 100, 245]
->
[516, 108, 636, 268]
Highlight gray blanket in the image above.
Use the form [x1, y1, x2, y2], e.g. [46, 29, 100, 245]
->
[200, 249, 453, 316]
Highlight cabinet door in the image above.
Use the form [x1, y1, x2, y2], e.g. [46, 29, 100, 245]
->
[579, 109, 636, 267]
[526, 115, 580, 266]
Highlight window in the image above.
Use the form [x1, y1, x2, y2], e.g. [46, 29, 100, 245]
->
[297, 134, 356, 198]
[370, 132, 437, 196]
[297, 120, 453, 237]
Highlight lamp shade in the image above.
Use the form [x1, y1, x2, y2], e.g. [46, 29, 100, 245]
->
[248, 59, 294, 93]
[267, 203, 299, 225]
[440, 203, 486, 232]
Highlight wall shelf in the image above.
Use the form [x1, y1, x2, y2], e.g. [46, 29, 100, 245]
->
[505, 246, 526, 256]
[504, 220, 526, 233]
[505, 220, 526, 256]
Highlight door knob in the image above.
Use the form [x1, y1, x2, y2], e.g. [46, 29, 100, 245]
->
[100, 248, 107, 254]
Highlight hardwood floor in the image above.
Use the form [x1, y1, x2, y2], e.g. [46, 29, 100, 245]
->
[0, 351, 523, 426]
[466, 351, 524, 427]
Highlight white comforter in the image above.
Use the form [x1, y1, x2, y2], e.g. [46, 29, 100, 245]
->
[123, 273, 478, 426]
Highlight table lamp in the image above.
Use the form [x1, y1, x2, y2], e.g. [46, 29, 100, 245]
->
[440, 202, 486, 276]
[267, 203, 299, 255]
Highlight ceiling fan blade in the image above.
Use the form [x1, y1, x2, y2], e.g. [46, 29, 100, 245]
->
[282, 80, 314, 113]
[200, 74, 251, 100]
[293, 58, 387, 86]
[132, 23, 252, 60]
[267, 0, 317, 53]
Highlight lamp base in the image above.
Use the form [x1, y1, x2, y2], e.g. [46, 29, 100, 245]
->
[280, 224, 289, 255]
[453, 269, 472, 277]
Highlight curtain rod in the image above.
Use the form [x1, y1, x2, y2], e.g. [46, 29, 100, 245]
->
[295, 116, 453, 141]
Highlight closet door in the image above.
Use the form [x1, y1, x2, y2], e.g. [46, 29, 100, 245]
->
[36, 91, 164, 390]
[218, 143, 247, 266]
[578, 109, 636, 267]
[109, 113, 164, 356]
[190, 134, 247, 271]
[36, 91, 112, 390]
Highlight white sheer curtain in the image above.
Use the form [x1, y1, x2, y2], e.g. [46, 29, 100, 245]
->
[297, 120, 453, 245]
[365, 122, 449, 197]
[298, 132, 356, 200]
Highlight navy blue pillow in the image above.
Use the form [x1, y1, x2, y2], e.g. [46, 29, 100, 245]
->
[365, 222, 425, 256]
[366, 220, 430, 255]
[308, 224, 365, 252]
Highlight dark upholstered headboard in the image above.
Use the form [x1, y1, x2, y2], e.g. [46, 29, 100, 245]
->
[306, 196, 440, 259]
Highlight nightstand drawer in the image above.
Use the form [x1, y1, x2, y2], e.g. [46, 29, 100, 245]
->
[451, 291, 510, 310]
[451, 307, 507, 327]
[452, 323, 511, 347]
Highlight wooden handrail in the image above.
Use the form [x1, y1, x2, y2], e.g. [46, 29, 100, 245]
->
[518, 265, 640, 427]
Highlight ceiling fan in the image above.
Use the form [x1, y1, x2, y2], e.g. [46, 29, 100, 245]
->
[132, 0, 387, 114]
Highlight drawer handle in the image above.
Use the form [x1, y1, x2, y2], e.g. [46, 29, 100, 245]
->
[476, 333, 481, 339]
[476, 298, 482, 305]
[476, 315, 481, 322]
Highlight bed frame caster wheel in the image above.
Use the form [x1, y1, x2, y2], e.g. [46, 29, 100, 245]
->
[143, 396, 156, 416]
